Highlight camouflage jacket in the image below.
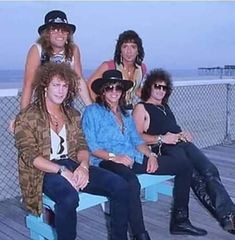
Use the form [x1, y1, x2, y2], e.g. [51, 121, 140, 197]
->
[15, 104, 87, 215]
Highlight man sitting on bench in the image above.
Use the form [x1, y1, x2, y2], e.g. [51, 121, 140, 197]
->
[132, 68, 235, 235]
[14, 63, 130, 240]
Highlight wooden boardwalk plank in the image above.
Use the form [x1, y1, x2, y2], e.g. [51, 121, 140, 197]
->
[0, 215, 28, 240]
[0, 143, 235, 240]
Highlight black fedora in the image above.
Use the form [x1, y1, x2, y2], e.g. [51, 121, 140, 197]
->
[91, 70, 134, 95]
[38, 10, 76, 35]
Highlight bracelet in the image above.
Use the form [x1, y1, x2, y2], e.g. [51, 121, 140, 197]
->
[57, 165, 66, 175]
[108, 152, 116, 161]
[80, 165, 89, 172]
[156, 135, 163, 146]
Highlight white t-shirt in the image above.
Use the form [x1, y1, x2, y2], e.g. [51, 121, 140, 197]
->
[35, 43, 75, 67]
[50, 125, 68, 160]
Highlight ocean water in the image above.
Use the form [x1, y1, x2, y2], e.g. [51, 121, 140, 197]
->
[0, 69, 94, 89]
[0, 68, 225, 89]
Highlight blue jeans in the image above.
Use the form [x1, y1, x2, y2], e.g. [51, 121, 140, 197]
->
[43, 159, 129, 240]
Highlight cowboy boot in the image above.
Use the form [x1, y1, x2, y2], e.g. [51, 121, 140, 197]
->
[220, 212, 235, 234]
[191, 169, 217, 218]
[202, 167, 235, 233]
[170, 208, 207, 236]
[133, 231, 151, 240]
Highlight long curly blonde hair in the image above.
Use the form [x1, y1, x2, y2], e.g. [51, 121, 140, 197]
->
[33, 62, 79, 122]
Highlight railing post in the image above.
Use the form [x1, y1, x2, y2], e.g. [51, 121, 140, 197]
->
[223, 83, 232, 144]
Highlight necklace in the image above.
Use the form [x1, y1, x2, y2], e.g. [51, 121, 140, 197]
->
[48, 112, 63, 133]
[123, 66, 135, 80]
[155, 105, 167, 116]
[112, 110, 125, 134]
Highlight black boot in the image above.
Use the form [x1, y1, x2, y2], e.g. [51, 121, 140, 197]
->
[170, 208, 207, 236]
[193, 167, 235, 233]
[220, 212, 235, 234]
[133, 231, 151, 240]
[191, 169, 216, 218]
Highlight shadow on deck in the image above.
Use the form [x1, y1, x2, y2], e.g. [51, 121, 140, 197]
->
[0, 143, 235, 240]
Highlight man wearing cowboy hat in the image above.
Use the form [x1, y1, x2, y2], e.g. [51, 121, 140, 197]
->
[82, 69, 207, 239]
[20, 10, 91, 111]
[38, 10, 76, 35]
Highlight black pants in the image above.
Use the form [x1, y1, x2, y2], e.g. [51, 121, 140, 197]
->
[159, 142, 235, 220]
[100, 154, 193, 236]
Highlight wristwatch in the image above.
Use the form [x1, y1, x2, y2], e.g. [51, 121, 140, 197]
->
[57, 165, 66, 175]
[149, 152, 158, 158]
[108, 152, 116, 161]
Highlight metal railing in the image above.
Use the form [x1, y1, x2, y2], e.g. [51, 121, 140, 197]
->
[0, 79, 235, 201]
[171, 79, 235, 147]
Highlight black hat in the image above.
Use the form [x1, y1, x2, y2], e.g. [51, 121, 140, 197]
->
[91, 70, 134, 95]
[38, 10, 76, 35]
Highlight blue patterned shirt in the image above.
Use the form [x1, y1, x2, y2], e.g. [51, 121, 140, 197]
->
[82, 103, 144, 166]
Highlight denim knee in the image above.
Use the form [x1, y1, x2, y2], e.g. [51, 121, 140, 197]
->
[59, 190, 79, 211]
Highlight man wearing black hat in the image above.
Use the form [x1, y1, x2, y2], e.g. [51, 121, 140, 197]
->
[20, 10, 91, 110]
[82, 70, 207, 239]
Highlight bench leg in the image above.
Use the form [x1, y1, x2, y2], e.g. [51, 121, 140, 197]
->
[144, 183, 173, 201]
[101, 202, 110, 215]
[26, 214, 56, 240]
[30, 230, 45, 240]
[144, 185, 159, 201]
[154, 183, 173, 197]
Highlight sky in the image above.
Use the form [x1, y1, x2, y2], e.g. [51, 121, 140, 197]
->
[1, 1, 235, 71]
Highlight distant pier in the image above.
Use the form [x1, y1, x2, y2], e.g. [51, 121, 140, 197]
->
[198, 65, 235, 77]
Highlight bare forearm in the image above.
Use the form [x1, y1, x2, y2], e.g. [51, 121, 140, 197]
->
[20, 86, 33, 109]
[137, 144, 152, 157]
[78, 80, 92, 106]
[33, 156, 61, 173]
[93, 149, 133, 167]
[93, 149, 110, 161]
[141, 133, 159, 145]
[77, 150, 90, 168]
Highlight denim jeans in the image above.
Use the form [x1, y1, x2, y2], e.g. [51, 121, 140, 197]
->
[43, 159, 129, 240]
[161, 142, 235, 220]
[100, 154, 192, 236]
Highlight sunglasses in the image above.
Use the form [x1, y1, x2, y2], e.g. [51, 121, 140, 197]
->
[153, 83, 168, 91]
[104, 85, 124, 92]
[49, 25, 70, 34]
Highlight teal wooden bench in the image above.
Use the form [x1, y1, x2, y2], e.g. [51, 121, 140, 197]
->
[26, 174, 174, 240]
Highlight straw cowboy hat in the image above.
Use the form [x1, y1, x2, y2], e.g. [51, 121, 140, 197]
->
[91, 70, 134, 95]
[38, 10, 76, 35]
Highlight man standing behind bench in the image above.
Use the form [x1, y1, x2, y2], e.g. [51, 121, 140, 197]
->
[82, 69, 207, 239]
[14, 63, 130, 240]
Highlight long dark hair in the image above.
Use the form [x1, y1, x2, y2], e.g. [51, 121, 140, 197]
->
[114, 30, 144, 66]
[141, 69, 173, 105]
[96, 81, 128, 116]
[33, 62, 79, 122]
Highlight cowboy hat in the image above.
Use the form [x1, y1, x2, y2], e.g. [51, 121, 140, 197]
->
[38, 10, 76, 35]
[91, 70, 133, 95]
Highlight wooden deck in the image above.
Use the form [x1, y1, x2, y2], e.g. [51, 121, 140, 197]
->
[0, 143, 234, 240]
